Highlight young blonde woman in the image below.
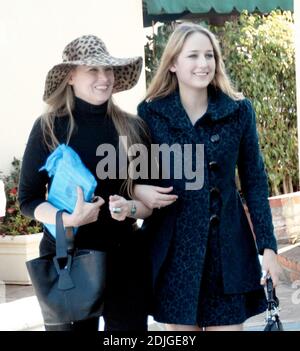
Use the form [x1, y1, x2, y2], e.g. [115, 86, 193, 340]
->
[18, 35, 152, 331]
[135, 23, 281, 331]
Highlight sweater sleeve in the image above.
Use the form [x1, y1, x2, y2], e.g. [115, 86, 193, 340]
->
[237, 99, 277, 254]
[18, 118, 50, 218]
[136, 101, 161, 187]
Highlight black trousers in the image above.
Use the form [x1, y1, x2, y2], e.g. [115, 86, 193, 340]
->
[45, 315, 147, 331]
[45, 318, 99, 331]
[40, 231, 150, 331]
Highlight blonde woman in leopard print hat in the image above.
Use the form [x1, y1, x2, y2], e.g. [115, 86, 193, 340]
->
[18, 34, 153, 331]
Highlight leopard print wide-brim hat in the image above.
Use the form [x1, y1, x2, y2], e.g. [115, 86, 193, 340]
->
[43, 35, 143, 101]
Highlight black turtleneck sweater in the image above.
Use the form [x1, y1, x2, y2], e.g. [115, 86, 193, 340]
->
[18, 97, 136, 250]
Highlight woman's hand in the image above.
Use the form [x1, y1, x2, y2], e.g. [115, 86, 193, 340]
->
[133, 184, 178, 210]
[109, 195, 130, 221]
[261, 248, 282, 287]
[64, 187, 105, 227]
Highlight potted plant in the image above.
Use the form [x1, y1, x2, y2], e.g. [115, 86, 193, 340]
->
[0, 158, 43, 285]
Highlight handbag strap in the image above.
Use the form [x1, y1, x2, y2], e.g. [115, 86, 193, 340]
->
[54, 210, 75, 290]
[55, 210, 69, 259]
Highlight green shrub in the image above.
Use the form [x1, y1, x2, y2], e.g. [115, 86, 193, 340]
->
[145, 22, 175, 86]
[213, 10, 297, 195]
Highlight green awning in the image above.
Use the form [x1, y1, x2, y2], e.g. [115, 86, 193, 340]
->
[144, 0, 294, 15]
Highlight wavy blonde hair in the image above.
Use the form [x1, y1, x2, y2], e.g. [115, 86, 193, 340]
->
[41, 68, 149, 197]
[146, 22, 243, 101]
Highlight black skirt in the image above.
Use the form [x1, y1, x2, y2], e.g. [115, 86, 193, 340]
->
[196, 225, 267, 327]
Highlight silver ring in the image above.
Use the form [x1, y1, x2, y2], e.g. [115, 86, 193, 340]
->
[112, 207, 122, 213]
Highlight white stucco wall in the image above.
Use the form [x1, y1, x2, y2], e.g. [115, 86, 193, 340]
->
[0, 0, 145, 174]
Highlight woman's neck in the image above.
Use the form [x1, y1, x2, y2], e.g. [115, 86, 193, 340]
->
[74, 96, 108, 118]
[179, 87, 208, 125]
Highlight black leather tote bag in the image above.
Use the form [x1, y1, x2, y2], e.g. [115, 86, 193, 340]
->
[26, 210, 106, 327]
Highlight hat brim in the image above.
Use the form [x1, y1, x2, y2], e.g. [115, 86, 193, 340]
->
[43, 54, 143, 101]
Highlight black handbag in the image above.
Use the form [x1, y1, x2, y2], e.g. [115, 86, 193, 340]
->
[263, 276, 284, 331]
[26, 210, 106, 327]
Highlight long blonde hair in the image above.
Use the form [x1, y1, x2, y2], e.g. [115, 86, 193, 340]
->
[41, 68, 149, 197]
[146, 22, 243, 101]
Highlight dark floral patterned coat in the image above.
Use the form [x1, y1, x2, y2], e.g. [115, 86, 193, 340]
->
[138, 86, 277, 323]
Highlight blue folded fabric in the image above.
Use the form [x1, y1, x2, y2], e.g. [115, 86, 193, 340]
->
[39, 144, 97, 238]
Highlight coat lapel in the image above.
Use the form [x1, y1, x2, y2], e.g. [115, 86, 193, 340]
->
[147, 90, 193, 132]
[147, 86, 240, 129]
[206, 86, 240, 122]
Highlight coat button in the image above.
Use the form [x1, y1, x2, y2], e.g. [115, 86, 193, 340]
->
[209, 161, 218, 171]
[210, 214, 220, 226]
[210, 187, 220, 197]
[210, 134, 220, 143]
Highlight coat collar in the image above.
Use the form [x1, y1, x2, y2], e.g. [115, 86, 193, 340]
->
[147, 86, 240, 130]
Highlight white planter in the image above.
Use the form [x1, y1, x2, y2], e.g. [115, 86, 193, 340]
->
[0, 233, 42, 285]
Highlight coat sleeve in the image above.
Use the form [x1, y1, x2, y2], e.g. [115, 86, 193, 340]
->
[18, 118, 50, 219]
[137, 101, 151, 130]
[237, 99, 277, 255]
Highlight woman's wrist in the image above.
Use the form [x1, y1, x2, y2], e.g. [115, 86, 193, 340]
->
[263, 248, 277, 256]
[62, 211, 76, 227]
[127, 200, 137, 218]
